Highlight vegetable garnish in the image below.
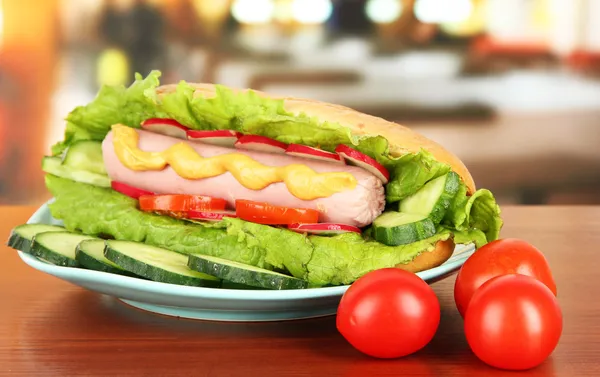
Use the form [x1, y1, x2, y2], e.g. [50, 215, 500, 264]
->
[235, 135, 288, 154]
[335, 145, 390, 183]
[285, 144, 345, 164]
[186, 130, 242, 147]
[139, 194, 228, 213]
[141, 118, 189, 139]
[111, 181, 155, 199]
[236, 200, 320, 225]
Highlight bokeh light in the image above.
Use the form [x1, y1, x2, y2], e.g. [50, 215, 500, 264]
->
[414, 0, 473, 24]
[97, 48, 130, 87]
[291, 0, 333, 24]
[193, 0, 231, 22]
[273, 0, 294, 23]
[231, 0, 275, 25]
[365, 0, 403, 24]
[440, 0, 485, 37]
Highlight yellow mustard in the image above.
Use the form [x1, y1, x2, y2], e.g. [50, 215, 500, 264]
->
[111, 124, 357, 200]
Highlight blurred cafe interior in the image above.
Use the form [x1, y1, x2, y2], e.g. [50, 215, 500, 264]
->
[0, 0, 599, 206]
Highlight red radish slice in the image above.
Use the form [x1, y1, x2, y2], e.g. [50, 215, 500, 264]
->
[288, 223, 361, 236]
[111, 181, 155, 199]
[188, 210, 238, 222]
[187, 130, 242, 147]
[141, 118, 189, 139]
[335, 145, 390, 183]
[235, 135, 287, 154]
[285, 144, 345, 164]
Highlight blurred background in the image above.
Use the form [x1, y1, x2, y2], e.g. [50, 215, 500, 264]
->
[1, 0, 599, 206]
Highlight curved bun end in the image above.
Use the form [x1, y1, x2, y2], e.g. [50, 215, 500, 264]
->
[394, 238, 455, 273]
[156, 83, 476, 194]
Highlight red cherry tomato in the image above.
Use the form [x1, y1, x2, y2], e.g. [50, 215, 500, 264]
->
[336, 268, 440, 359]
[465, 274, 563, 371]
[454, 238, 557, 317]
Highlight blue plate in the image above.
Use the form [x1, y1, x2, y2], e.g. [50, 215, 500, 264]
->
[16, 201, 475, 322]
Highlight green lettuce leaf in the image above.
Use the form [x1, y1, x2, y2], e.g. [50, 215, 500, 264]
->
[307, 230, 453, 286]
[221, 218, 313, 279]
[45, 175, 462, 286]
[48, 70, 503, 256]
[45, 174, 272, 269]
[46, 174, 313, 278]
[188, 85, 357, 149]
[443, 185, 503, 244]
[50, 71, 454, 201]
[385, 150, 452, 202]
[448, 228, 488, 249]
[147, 81, 202, 129]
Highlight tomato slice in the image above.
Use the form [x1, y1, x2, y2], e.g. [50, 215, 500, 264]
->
[235, 200, 320, 225]
[139, 195, 227, 213]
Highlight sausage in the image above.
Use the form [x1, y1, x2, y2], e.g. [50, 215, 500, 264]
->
[102, 129, 385, 227]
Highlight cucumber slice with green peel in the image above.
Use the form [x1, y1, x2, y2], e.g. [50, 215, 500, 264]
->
[62, 140, 107, 175]
[75, 239, 135, 276]
[30, 232, 97, 267]
[6, 224, 66, 254]
[104, 240, 221, 287]
[42, 157, 111, 187]
[399, 172, 461, 224]
[372, 212, 436, 246]
[188, 254, 308, 290]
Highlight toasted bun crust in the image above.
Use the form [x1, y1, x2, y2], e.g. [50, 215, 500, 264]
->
[157, 83, 475, 194]
[394, 238, 455, 273]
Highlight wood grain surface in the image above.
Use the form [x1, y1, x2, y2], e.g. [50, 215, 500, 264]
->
[1, 206, 599, 377]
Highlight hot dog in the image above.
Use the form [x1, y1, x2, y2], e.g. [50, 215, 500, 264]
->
[33, 70, 502, 287]
[102, 128, 385, 227]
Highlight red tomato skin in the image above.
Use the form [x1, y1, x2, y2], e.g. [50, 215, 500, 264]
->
[139, 194, 227, 212]
[464, 274, 563, 371]
[336, 268, 440, 359]
[235, 200, 319, 225]
[454, 238, 557, 317]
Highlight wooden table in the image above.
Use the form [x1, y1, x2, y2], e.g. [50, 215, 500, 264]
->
[1, 206, 599, 376]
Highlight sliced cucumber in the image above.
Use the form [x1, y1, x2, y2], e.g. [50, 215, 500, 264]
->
[42, 157, 111, 187]
[399, 172, 460, 224]
[104, 240, 221, 287]
[372, 211, 436, 246]
[30, 232, 97, 267]
[75, 239, 135, 276]
[62, 140, 107, 175]
[188, 254, 308, 290]
[6, 224, 66, 254]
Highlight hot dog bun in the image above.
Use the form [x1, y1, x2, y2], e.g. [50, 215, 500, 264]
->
[395, 238, 455, 273]
[156, 83, 476, 195]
